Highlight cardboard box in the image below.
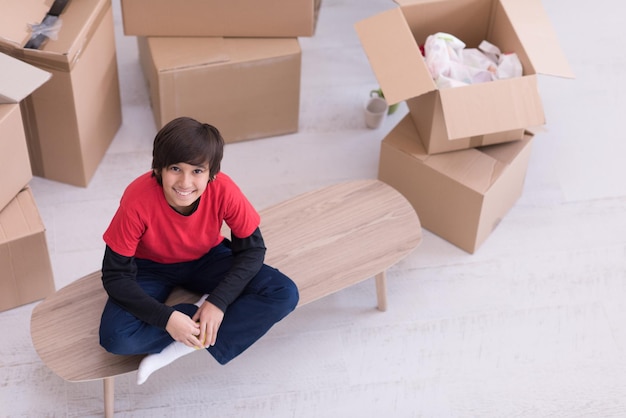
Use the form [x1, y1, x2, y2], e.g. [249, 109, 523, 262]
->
[356, 0, 573, 150]
[0, 105, 35, 212]
[0, 0, 122, 187]
[0, 53, 50, 211]
[422, 127, 526, 155]
[138, 36, 301, 143]
[121, 0, 317, 37]
[378, 115, 534, 253]
[0, 187, 55, 312]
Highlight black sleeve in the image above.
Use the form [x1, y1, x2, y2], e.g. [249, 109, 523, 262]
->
[101, 245, 175, 329]
[205, 227, 266, 312]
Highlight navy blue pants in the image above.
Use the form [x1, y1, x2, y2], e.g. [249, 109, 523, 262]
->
[99, 243, 299, 365]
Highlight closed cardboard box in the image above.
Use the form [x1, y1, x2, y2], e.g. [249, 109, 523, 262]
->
[138, 36, 301, 143]
[0, 0, 122, 187]
[0, 187, 55, 312]
[121, 0, 317, 37]
[356, 0, 572, 151]
[378, 115, 533, 254]
[0, 53, 50, 211]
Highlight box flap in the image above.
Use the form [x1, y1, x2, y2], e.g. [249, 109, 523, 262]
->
[355, 8, 435, 105]
[0, 0, 108, 70]
[424, 147, 502, 194]
[479, 131, 534, 163]
[389, 115, 509, 193]
[500, 0, 574, 78]
[0, 0, 51, 47]
[438, 76, 546, 139]
[385, 115, 429, 161]
[149, 37, 230, 72]
[0, 187, 45, 244]
[0, 53, 51, 103]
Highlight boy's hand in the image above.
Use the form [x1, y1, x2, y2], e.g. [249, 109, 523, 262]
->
[165, 310, 202, 348]
[192, 301, 224, 348]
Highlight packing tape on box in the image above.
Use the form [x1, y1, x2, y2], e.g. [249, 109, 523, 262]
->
[24, 0, 70, 50]
[4, 0, 111, 73]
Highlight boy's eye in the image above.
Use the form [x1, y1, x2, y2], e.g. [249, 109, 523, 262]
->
[169, 166, 180, 172]
[193, 169, 204, 174]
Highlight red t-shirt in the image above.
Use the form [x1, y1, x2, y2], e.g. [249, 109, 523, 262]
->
[103, 171, 260, 264]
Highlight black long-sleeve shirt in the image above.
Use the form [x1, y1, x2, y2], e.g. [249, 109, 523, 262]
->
[101, 227, 266, 329]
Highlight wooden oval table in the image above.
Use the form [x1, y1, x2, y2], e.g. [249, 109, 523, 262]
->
[31, 179, 422, 417]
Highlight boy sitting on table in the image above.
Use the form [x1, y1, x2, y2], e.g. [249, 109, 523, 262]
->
[98, 116, 299, 384]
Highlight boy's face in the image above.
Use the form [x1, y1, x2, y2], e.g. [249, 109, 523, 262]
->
[158, 161, 210, 214]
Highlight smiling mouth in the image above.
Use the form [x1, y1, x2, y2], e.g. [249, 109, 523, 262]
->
[174, 189, 195, 197]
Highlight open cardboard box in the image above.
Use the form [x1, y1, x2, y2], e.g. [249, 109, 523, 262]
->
[121, 0, 318, 38]
[378, 114, 534, 254]
[356, 0, 573, 153]
[0, 187, 55, 312]
[0, 53, 50, 212]
[0, 0, 122, 187]
[137, 36, 301, 143]
[420, 127, 526, 155]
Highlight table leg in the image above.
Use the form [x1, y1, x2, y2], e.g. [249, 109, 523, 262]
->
[104, 377, 114, 418]
[375, 271, 387, 312]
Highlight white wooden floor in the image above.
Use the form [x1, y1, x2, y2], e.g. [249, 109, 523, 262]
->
[3, 0, 626, 417]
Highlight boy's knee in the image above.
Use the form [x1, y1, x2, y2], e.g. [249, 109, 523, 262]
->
[100, 332, 130, 355]
[99, 323, 143, 355]
[280, 277, 299, 311]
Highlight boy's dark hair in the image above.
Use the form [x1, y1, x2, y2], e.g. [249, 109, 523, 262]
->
[151, 117, 224, 185]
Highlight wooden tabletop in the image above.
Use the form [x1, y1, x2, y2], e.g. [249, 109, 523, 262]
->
[260, 179, 422, 306]
[30, 179, 422, 382]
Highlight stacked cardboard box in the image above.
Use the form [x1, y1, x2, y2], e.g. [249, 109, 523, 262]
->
[0, 54, 48, 211]
[121, 0, 318, 37]
[356, 0, 573, 253]
[0, 186, 56, 312]
[121, 0, 320, 143]
[0, 54, 55, 311]
[0, 0, 123, 187]
[378, 116, 534, 253]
